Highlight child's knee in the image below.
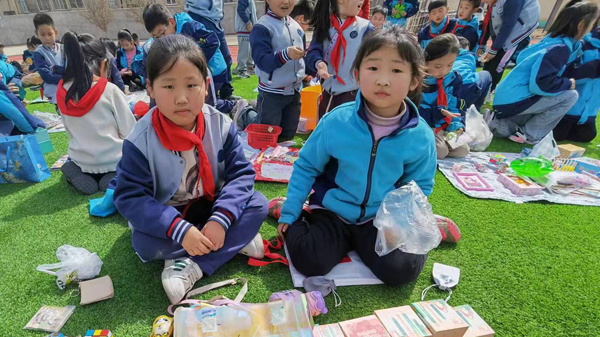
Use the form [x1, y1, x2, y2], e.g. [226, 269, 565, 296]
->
[248, 191, 268, 218]
[378, 253, 427, 286]
[436, 143, 449, 159]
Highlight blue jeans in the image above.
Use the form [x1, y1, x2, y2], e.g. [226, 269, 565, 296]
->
[188, 12, 233, 93]
[462, 71, 492, 111]
[132, 191, 267, 276]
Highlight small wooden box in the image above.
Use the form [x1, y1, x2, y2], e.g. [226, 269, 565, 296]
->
[558, 144, 585, 159]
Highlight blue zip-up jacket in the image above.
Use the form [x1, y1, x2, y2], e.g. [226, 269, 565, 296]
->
[565, 31, 600, 125]
[0, 61, 17, 84]
[116, 45, 144, 86]
[0, 81, 45, 136]
[452, 16, 479, 52]
[452, 49, 478, 100]
[132, 38, 153, 81]
[279, 93, 437, 225]
[33, 43, 64, 102]
[419, 71, 465, 128]
[493, 36, 583, 119]
[418, 17, 457, 49]
[110, 57, 125, 92]
[23, 50, 36, 72]
[112, 105, 256, 243]
[174, 12, 226, 76]
[185, 0, 224, 23]
[383, 0, 420, 26]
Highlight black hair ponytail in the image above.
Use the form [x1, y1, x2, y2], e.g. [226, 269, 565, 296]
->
[311, 0, 339, 43]
[548, 0, 599, 39]
[117, 29, 134, 42]
[62, 31, 110, 104]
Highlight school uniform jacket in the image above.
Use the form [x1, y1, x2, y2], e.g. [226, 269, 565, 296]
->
[419, 71, 465, 127]
[116, 46, 144, 80]
[279, 93, 436, 225]
[565, 31, 600, 125]
[250, 9, 306, 95]
[418, 17, 457, 49]
[493, 36, 586, 119]
[0, 80, 45, 135]
[235, 0, 258, 35]
[453, 16, 480, 52]
[185, 0, 224, 23]
[452, 49, 479, 94]
[112, 105, 256, 242]
[305, 16, 375, 94]
[478, 0, 539, 55]
[33, 43, 64, 102]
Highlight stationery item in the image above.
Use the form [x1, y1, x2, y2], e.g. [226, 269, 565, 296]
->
[79, 275, 114, 305]
[338, 315, 390, 337]
[313, 324, 345, 337]
[375, 306, 432, 337]
[51, 155, 69, 171]
[453, 172, 494, 192]
[454, 305, 495, 337]
[24, 305, 76, 333]
[411, 300, 469, 337]
[497, 174, 543, 196]
[85, 330, 112, 337]
[557, 144, 585, 159]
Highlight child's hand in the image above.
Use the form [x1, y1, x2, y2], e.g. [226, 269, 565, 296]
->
[456, 128, 464, 134]
[401, 11, 407, 16]
[477, 48, 484, 57]
[570, 78, 576, 90]
[481, 51, 496, 63]
[181, 226, 215, 256]
[277, 223, 290, 241]
[201, 221, 226, 251]
[7, 83, 19, 93]
[247, 22, 253, 31]
[392, 8, 398, 16]
[317, 61, 332, 79]
[287, 46, 305, 60]
[441, 109, 461, 118]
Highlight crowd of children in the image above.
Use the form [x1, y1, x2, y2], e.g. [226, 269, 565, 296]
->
[1, 0, 599, 305]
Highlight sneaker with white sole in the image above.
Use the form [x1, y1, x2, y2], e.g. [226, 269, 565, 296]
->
[508, 128, 537, 145]
[239, 233, 264, 259]
[161, 258, 203, 304]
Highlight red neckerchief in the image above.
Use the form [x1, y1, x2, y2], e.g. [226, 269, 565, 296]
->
[479, 2, 497, 47]
[429, 17, 451, 38]
[452, 22, 467, 34]
[151, 109, 215, 201]
[437, 77, 448, 108]
[330, 13, 357, 85]
[56, 78, 108, 117]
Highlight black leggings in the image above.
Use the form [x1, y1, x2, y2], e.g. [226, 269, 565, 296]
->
[553, 115, 597, 143]
[483, 47, 507, 91]
[122, 74, 144, 88]
[285, 209, 427, 286]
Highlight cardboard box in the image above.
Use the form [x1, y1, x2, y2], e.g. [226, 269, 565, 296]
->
[454, 305, 495, 337]
[339, 315, 391, 337]
[573, 157, 600, 178]
[558, 144, 585, 159]
[375, 306, 432, 337]
[497, 174, 543, 196]
[411, 300, 469, 337]
[313, 324, 345, 337]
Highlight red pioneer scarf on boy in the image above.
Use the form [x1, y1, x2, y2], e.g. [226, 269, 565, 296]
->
[152, 109, 215, 201]
[330, 14, 356, 85]
[478, 1, 497, 49]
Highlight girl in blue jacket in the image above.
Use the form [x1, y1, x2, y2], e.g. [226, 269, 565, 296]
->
[112, 35, 267, 305]
[420, 34, 469, 159]
[116, 29, 145, 90]
[489, 0, 599, 144]
[554, 26, 600, 143]
[279, 27, 437, 286]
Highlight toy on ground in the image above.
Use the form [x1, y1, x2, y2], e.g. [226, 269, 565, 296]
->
[151, 316, 173, 337]
[489, 154, 506, 165]
[553, 158, 577, 172]
[498, 174, 543, 196]
[510, 157, 554, 178]
[453, 172, 494, 192]
[85, 330, 112, 337]
[475, 163, 488, 172]
[495, 163, 509, 174]
[451, 163, 463, 172]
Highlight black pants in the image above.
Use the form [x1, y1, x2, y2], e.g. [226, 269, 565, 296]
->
[257, 90, 301, 142]
[122, 74, 144, 89]
[483, 47, 507, 91]
[553, 115, 597, 143]
[286, 209, 427, 286]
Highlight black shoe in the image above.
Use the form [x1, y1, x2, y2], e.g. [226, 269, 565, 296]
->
[219, 83, 234, 100]
[61, 161, 99, 195]
[98, 172, 117, 192]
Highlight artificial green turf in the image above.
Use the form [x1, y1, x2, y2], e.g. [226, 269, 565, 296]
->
[1, 78, 600, 336]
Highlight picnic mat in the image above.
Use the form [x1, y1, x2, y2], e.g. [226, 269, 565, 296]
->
[126, 91, 150, 105]
[438, 152, 600, 206]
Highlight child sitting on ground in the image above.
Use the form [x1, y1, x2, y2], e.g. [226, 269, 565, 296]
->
[279, 27, 437, 286]
[453, 36, 491, 111]
[305, 0, 376, 118]
[420, 34, 469, 159]
[383, 0, 420, 27]
[117, 29, 145, 91]
[0, 80, 45, 136]
[23, 37, 41, 73]
[370, 6, 388, 30]
[57, 32, 136, 195]
[554, 21, 600, 143]
[418, 0, 456, 49]
[235, 0, 258, 78]
[100, 37, 126, 92]
[32, 13, 64, 105]
[112, 35, 267, 304]
[452, 0, 480, 52]
[489, 0, 599, 144]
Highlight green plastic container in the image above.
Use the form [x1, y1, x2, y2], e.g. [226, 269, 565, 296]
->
[34, 128, 53, 154]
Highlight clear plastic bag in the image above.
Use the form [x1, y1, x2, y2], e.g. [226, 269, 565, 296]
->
[36, 245, 103, 290]
[529, 131, 560, 160]
[374, 182, 441, 256]
[465, 105, 493, 152]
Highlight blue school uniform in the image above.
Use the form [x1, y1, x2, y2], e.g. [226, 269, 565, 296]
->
[23, 50, 36, 72]
[418, 17, 457, 49]
[33, 43, 64, 103]
[452, 16, 480, 52]
[0, 81, 45, 135]
[279, 93, 436, 225]
[419, 71, 465, 130]
[383, 0, 420, 27]
[116, 46, 144, 78]
[493, 36, 583, 119]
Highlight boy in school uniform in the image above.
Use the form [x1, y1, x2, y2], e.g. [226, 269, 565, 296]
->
[32, 13, 64, 105]
[235, 0, 258, 78]
[452, 0, 481, 52]
[418, 0, 457, 49]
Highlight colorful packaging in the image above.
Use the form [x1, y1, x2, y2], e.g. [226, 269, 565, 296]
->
[313, 324, 345, 337]
[410, 300, 469, 337]
[454, 305, 494, 337]
[375, 306, 432, 337]
[497, 174, 543, 196]
[557, 144, 585, 159]
[85, 330, 112, 337]
[573, 157, 600, 178]
[338, 315, 390, 337]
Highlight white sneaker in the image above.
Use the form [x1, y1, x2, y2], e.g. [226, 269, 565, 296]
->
[161, 258, 203, 304]
[239, 233, 264, 259]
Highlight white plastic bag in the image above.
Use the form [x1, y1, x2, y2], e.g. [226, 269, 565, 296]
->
[529, 131, 560, 160]
[465, 105, 493, 152]
[36, 245, 103, 290]
[374, 182, 441, 256]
